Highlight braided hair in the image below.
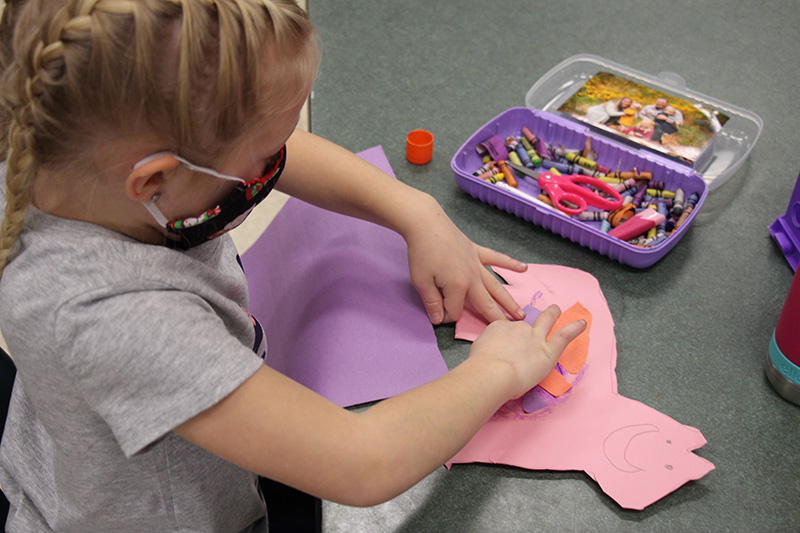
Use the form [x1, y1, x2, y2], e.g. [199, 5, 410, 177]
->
[0, 0, 318, 275]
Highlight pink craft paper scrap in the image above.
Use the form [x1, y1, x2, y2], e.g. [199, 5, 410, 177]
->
[447, 264, 715, 511]
[240, 145, 447, 408]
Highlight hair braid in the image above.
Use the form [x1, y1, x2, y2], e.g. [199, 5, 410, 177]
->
[0, 3, 77, 275]
[0, 0, 317, 278]
[0, 120, 34, 274]
[0, 0, 146, 277]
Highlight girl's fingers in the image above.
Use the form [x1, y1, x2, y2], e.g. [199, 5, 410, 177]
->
[415, 279, 446, 325]
[476, 246, 527, 273]
[532, 305, 586, 355]
[476, 267, 525, 321]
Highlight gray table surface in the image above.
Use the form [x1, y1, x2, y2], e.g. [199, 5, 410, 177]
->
[308, 1, 800, 531]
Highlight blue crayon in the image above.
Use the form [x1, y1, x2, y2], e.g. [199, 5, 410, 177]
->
[656, 201, 668, 219]
[545, 159, 605, 177]
[655, 202, 668, 239]
[655, 198, 673, 208]
[544, 160, 575, 174]
[514, 143, 534, 169]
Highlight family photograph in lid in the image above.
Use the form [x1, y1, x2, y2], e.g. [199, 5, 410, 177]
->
[558, 71, 730, 164]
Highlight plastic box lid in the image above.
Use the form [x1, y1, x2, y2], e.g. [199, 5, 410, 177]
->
[524, 54, 763, 190]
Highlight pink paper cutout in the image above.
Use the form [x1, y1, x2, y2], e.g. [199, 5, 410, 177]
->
[447, 264, 714, 510]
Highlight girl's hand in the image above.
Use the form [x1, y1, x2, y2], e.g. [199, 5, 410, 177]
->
[469, 304, 587, 398]
[404, 197, 527, 325]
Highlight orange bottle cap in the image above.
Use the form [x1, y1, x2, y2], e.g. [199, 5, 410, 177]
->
[406, 129, 434, 165]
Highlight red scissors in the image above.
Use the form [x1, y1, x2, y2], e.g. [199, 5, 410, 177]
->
[537, 171, 623, 216]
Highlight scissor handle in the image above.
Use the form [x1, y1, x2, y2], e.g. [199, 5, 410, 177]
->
[537, 172, 586, 215]
[538, 172, 623, 215]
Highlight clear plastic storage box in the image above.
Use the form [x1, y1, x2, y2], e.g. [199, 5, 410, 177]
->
[451, 54, 763, 268]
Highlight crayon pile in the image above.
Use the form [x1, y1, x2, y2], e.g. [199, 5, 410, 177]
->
[472, 126, 698, 247]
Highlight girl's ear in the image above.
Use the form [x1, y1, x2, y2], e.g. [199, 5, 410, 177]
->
[125, 154, 182, 202]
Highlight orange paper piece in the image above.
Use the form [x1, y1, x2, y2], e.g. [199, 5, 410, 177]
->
[549, 302, 591, 375]
[536, 302, 591, 397]
[538, 370, 572, 396]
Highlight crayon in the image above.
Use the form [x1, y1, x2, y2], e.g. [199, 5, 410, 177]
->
[577, 210, 609, 222]
[608, 204, 636, 227]
[671, 188, 685, 217]
[514, 143, 535, 169]
[606, 171, 653, 181]
[521, 126, 537, 145]
[646, 188, 675, 198]
[674, 192, 700, 229]
[496, 160, 518, 188]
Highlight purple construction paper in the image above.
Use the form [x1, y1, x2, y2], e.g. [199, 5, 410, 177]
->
[240, 145, 448, 407]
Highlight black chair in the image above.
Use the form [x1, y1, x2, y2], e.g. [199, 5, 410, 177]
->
[259, 477, 322, 533]
[0, 346, 15, 528]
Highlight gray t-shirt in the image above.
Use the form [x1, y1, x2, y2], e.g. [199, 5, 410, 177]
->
[0, 170, 269, 531]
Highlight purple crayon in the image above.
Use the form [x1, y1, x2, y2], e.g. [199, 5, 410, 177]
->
[632, 185, 648, 207]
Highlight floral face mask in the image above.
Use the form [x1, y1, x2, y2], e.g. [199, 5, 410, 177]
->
[136, 146, 286, 249]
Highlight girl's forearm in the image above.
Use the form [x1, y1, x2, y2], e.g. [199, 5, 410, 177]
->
[344, 355, 517, 506]
[175, 357, 517, 508]
[280, 129, 438, 240]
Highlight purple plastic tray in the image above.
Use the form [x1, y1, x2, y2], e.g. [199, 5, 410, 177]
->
[451, 108, 709, 268]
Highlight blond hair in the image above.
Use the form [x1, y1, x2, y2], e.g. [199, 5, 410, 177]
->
[0, 0, 319, 275]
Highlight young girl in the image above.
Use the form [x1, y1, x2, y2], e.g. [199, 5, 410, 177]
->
[0, 1, 585, 531]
